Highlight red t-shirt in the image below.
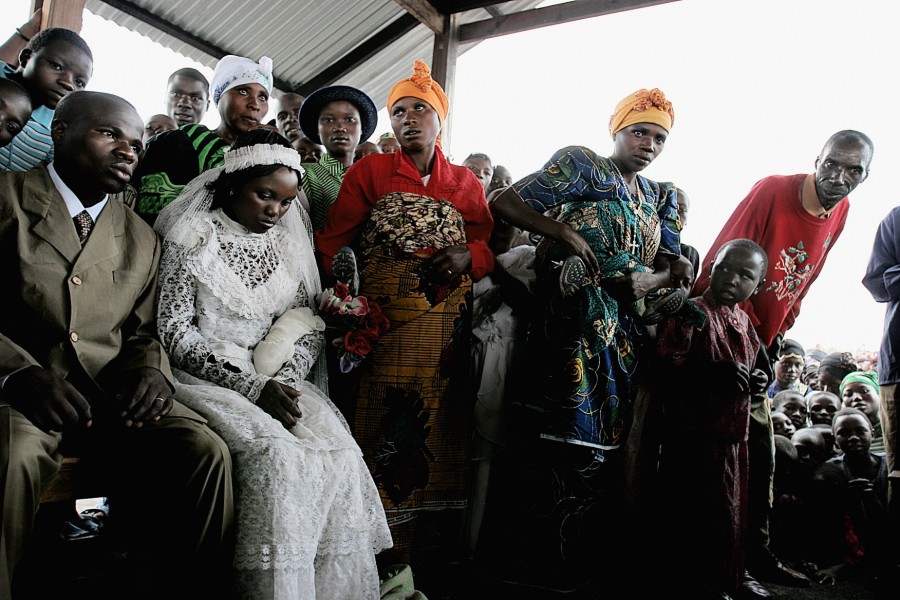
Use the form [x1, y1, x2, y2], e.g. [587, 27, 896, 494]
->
[693, 174, 849, 347]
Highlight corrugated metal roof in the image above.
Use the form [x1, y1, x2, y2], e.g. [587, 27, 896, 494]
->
[84, 0, 545, 109]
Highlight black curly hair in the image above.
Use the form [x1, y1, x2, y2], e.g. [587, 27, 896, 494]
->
[27, 28, 92, 61]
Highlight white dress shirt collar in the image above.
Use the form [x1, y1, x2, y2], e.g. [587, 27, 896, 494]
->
[47, 162, 108, 221]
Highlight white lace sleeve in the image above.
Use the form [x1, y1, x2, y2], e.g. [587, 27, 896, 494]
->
[273, 281, 324, 388]
[157, 250, 270, 401]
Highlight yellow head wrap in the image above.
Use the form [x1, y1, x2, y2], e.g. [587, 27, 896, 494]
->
[608, 88, 675, 137]
[387, 60, 450, 129]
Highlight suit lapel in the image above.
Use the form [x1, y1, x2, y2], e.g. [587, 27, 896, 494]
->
[22, 166, 126, 270]
[23, 167, 82, 263]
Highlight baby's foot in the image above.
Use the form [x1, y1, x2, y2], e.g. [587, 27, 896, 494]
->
[640, 288, 687, 324]
[560, 255, 590, 297]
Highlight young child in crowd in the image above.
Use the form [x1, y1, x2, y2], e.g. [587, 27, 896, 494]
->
[809, 391, 842, 427]
[0, 28, 92, 171]
[809, 393, 842, 458]
[773, 389, 810, 431]
[463, 152, 494, 191]
[814, 407, 889, 585]
[816, 352, 859, 395]
[354, 140, 380, 162]
[0, 78, 32, 148]
[376, 131, 399, 153]
[814, 423, 840, 460]
[772, 411, 797, 438]
[803, 362, 820, 391]
[487, 164, 512, 195]
[792, 427, 829, 473]
[773, 433, 798, 500]
[770, 427, 830, 577]
[767, 339, 812, 399]
[292, 134, 324, 163]
[840, 371, 885, 453]
[142, 113, 177, 143]
[656, 238, 769, 599]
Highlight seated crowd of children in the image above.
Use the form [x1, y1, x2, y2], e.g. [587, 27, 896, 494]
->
[768, 345, 890, 587]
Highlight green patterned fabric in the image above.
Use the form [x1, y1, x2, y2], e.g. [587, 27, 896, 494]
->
[302, 154, 348, 231]
[134, 124, 229, 224]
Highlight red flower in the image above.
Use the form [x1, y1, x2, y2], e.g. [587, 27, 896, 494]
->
[344, 329, 374, 356]
[360, 303, 390, 337]
[317, 285, 390, 372]
[333, 282, 350, 299]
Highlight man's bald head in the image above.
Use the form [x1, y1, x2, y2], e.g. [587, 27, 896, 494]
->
[51, 91, 144, 204]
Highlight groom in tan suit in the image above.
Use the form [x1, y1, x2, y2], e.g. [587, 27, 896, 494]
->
[0, 91, 233, 598]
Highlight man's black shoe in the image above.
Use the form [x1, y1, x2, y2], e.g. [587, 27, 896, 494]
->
[751, 558, 811, 587]
[737, 570, 772, 600]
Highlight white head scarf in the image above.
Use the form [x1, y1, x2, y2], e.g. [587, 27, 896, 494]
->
[211, 55, 274, 105]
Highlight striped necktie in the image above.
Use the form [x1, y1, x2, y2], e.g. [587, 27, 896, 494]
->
[73, 210, 93, 243]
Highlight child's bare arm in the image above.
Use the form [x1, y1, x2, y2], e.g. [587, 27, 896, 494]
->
[0, 10, 41, 66]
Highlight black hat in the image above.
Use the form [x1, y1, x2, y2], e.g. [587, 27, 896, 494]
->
[298, 85, 377, 145]
[776, 339, 805, 361]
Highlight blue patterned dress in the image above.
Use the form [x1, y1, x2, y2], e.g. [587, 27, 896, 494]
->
[512, 145, 681, 454]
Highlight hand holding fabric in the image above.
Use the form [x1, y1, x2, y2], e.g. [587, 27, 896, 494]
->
[556, 226, 599, 276]
[706, 360, 751, 393]
[424, 244, 472, 282]
[749, 368, 769, 396]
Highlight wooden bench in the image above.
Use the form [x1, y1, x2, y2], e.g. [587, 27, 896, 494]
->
[17, 458, 117, 597]
[39, 455, 105, 505]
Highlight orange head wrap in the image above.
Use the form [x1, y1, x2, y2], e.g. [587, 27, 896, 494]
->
[387, 60, 450, 129]
[608, 88, 675, 138]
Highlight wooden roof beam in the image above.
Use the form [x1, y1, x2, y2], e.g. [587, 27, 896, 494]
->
[394, 0, 445, 35]
[296, 13, 420, 96]
[459, 0, 680, 43]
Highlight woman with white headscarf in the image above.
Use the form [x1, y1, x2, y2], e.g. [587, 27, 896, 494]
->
[134, 54, 274, 226]
[155, 129, 392, 599]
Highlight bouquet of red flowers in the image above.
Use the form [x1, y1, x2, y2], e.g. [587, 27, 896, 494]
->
[317, 283, 390, 373]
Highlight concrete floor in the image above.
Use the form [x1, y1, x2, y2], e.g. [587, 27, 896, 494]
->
[15, 497, 886, 599]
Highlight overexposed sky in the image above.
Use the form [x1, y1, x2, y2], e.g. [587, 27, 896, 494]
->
[8, 0, 899, 354]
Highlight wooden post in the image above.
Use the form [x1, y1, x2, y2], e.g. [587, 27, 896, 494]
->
[431, 12, 458, 153]
[31, 0, 86, 33]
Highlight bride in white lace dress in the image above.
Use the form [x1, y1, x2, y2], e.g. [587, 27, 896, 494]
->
[154, 130, 392, 599]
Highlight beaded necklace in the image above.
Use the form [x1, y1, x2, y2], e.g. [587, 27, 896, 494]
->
[607, 157, 643, 204]
[607, 156, 652, 260]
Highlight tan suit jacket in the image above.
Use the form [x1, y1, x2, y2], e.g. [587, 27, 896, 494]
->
[0, 164, 194, 416]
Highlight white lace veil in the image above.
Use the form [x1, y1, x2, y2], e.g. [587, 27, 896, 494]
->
[155, 143, 329, 392]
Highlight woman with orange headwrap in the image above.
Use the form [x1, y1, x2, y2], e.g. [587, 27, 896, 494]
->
[315, 60, 494, 580]
[486, 88, 695, 590]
